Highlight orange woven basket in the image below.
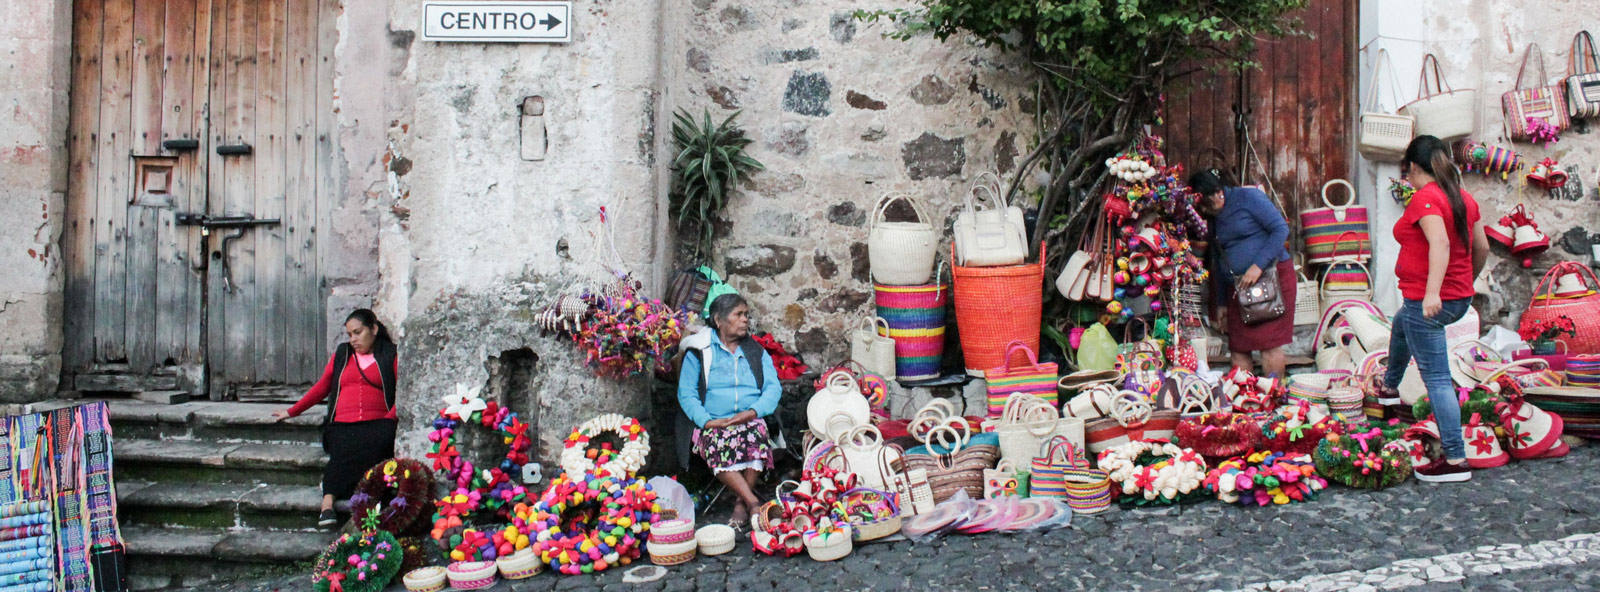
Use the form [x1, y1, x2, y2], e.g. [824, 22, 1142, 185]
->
[951, 243, 1045, 376]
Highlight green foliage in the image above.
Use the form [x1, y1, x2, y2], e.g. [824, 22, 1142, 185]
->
[856, 0, 1305, 103]
[670, 109, 765, 259]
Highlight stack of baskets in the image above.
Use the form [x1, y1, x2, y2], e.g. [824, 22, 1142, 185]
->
[869, 193, 948, 382]
[648, 519, 697, 566]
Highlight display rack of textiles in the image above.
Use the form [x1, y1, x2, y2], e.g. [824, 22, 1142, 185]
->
[0, 402, 121, 592]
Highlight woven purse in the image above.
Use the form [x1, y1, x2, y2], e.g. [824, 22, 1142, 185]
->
[1293, 259, 1321, 326]
[1028, 435, 1088, 500]
[1359, 49, 1414, 161]
[1399, 53, 1477, 141]
[851, 317, 898, 380]
[901, 424, 997, 503]
[1568, 32, 1600, 119]
[1302, 181, 1370, 264]
[868, 193, 940, 286]
[1503, 43, 1571, 141]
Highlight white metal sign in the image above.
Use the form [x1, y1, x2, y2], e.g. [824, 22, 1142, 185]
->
[421, 1, 572, 43]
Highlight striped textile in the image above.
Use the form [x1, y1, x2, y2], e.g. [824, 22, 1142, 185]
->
[874, 282, 948, 381]
[1323, 264, 1369, 291]
[1302, 215, 1370, 263]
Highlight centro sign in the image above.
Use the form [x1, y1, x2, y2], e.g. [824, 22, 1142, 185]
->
[421, 1, 572, 43]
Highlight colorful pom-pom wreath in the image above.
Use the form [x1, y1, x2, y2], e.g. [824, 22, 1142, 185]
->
[312, 530, 404, 592]
[1175, 413, 1262, 460]
[560, 414, 650, 478]
[1312, 430, 1411, 490]
[1202, 451, 1327, 506]
[521, 469, 661, 575]
[349, 458, 435, 537]
[427, 391, 534, 562]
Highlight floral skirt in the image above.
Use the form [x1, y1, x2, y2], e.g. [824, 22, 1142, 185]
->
[691, 419, 773, 473]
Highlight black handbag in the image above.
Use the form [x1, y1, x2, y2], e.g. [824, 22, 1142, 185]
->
[1235, 265, 1285, 325]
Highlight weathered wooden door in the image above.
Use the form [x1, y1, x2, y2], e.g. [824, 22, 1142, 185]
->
[63, 0, 336, 397]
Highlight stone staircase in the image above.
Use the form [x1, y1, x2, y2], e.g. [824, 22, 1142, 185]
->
[90, 398, 347, 590]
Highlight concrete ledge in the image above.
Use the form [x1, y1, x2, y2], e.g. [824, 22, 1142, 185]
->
[123, 526, 334, 563]
[118, 481, 260, 510]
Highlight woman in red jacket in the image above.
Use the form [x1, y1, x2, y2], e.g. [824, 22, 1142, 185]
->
[273, 309, 399, 527]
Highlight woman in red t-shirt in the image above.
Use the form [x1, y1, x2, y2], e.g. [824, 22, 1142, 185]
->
[273, 309, 399, 527]
[1380, 136, 1490, 484]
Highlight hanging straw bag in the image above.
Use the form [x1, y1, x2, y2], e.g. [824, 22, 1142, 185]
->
[952, 243, 1046, 376]
[985, 340, 1060, 417]
[851, 317, 898, 380]
[1294, 258, 1321, 326]
[1567, 32, 1600, 119]
[1399, 53, 1478, 141]
[869, 193, 940, 286]
[1359, 49, 1415, 161]
[1301, 181, 1370, 264]
[1521, 262, 1600, 355]
[1057, 214, 1103, 300]
[1503, 43, 1572, 141]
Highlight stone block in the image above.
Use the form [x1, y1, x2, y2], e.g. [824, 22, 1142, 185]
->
[135, 390, 191, 405]
[725, 244, 797, 277]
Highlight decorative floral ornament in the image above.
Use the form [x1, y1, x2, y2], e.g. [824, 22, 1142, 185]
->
[1097, 439, 1208, 506]
[520, 470, 660, 575]
[443, 384, 487, 418]
[560, 414, 651, 478]
[427, 394, 533, 562]
[311, 530, 404, 592]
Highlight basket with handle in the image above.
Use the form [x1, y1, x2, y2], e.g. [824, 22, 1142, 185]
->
[900, 424, 992, 503]
[951, 243, 1046, 376]
[1567, 31, 1600, 119]
[1084, 394, 1153, 455]
[839, 487, 902, 542]
[985, 340, 1060, 417]
[1319, 233, 1374, 308]
[869, 192, 940, 286]
[1302, 181, 1370, 264]
[1061, 465, 1113, 514]
[1293, 258, 1321, 326]
[851, 316, 898, 380]
[1358, 49, 1416, 162]
[874, 260, 949, 381]
[1399, 53, 1478, 141]
[1503, 43, 1571, 141]
[1028, 435, 1088, 500]
[1520, 262, 1600, 355]
[995, 392, 1061, 469]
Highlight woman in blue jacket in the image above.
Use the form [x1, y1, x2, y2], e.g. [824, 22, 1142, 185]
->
[1190, 169, 1295, 378]
[678, 293, 782, 526]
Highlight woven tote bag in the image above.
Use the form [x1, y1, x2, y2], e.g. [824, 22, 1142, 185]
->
[851, 316, 898, 380]
[1301, 181, 1370, 264]
[1521, 262, 1600, 354]
[1359, 49, 1415, 161]
[1320, 252, 1373, 310]
[869, 193, 940, 286]
[1293, 260, 1321, 326]
[952, 243, 1046, 376]
[985, 341, 1060, 417]
[995, 393, 1059, 469]
[1503, 43, 1571, 141]
[874, 270, 949, 382]
[1567, 32, 1600, 119]
[1399, 53, 1477, 141]
[1029, 435, 1088, 500]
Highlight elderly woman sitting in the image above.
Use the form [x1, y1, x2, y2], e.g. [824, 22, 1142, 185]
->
[678, 294, 783, 526]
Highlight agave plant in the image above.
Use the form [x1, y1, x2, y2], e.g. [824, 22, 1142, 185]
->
[671, 109, 764, 258]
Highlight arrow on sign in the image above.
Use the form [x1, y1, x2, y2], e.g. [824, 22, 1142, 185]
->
[540, 14, 561, 30]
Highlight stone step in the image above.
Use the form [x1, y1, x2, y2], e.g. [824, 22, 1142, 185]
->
[115, 438, 328, 486]
[99, 398, 326, 444]
[116, 480, 348, 531]
[122, 526, 337, 590]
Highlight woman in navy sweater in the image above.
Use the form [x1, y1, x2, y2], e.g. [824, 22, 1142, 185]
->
[1190, 170, 1295, 378]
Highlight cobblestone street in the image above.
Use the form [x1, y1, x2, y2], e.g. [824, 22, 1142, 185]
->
[193, 443, 1600, 591]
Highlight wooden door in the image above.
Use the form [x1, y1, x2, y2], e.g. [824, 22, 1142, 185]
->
[1160, 0, 1357, 225]
[63, 0, 337, 396]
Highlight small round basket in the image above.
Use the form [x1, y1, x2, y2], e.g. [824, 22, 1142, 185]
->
[445, 561, 497, 590]
[648, 518, 696, 545]
[804, 526, 854, 562]
[649, 539, 697, 566]
[495, 548, 542, 580]
[696, 524, 736, 556]
[402, 566, 447, 592]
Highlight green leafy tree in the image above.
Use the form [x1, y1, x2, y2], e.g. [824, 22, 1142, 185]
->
[857, 0, 1306, 250]
[670, 109, 765, 260]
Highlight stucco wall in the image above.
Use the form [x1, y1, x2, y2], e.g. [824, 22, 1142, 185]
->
[1359, 1, 1600, 326]
[662, 0, 1037, 367]
[0, 0, 71, 401]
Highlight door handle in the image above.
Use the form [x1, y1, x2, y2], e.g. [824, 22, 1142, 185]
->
[216, 144, 252, 156]
[163, 139, 201, 152]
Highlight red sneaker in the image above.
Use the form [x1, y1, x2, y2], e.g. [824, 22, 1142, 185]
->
[1414, 459, 1472, 483]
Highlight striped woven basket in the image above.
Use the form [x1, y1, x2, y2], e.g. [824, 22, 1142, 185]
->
[951, 243, 1045, 376]
[1061, 467, 1112, 514]
[875, 274, 950, 381]
[1565, 354, 1600, 387]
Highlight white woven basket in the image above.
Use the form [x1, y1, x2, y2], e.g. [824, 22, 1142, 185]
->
[869, 193, 940, 285]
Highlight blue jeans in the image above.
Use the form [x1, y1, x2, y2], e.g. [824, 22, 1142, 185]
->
[1384, 297, 1473, 459]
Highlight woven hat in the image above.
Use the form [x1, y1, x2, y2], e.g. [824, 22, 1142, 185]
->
[1501, 390, 1565, 460]
[1464, 414, 1510, 469]
[1553, 271, 1592, 298]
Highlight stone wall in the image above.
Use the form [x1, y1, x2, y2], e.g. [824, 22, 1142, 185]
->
[0, 0, 71, 401]
[661, 0, 1038, 367]
[1359, 1, 1600, 327]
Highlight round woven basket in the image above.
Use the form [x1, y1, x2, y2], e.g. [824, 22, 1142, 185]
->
[402, 566, 447, 592]
[951, 243, 1045, 376]
[695, 525, 736, 556]
[649, 539, 697, 566]
[804, 527, 854, 562]
[869, 193, 940, 286]
[495, 549, 542, 580]
[648, 519, 695, 545]
[445, 561, 497, 590]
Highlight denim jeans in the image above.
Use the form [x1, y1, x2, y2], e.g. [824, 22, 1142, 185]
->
[1384, 297, 1473, 459]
